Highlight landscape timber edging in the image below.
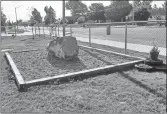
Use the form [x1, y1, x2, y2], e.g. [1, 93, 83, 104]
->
[79, 45, 146, 60]
[25, 60, 144, 87]
[1, 49, 14, 52]
[4, 52, 26, 91]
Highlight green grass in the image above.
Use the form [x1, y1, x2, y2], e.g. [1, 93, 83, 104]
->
[70, 26, 166, 48]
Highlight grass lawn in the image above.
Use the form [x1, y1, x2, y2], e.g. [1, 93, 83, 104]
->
[70, 26, 166, 48]
[0, 35, 166, 113]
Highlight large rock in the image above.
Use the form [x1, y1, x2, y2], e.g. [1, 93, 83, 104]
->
[46, 36, 79, 60]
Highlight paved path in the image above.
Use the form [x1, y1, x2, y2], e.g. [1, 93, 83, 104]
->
[1, 30, 166, 56]
[75, 36, 166, 56]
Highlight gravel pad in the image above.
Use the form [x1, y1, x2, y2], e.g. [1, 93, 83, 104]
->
[10, 47, 138, 81]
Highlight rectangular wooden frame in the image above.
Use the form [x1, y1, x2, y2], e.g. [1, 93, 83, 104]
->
[4, 46, 144, 91]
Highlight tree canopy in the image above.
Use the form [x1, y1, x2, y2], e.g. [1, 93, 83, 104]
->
[1, 8, 7, 26]
[88, 3, 106, 22]
[134, 8, 150, 21]
[30, 8, 42, 25]
[44, 6, 56, 25]
[134, 0, 153, 11]
[105, 1, 132, 22]
[65, 1, 88, 22]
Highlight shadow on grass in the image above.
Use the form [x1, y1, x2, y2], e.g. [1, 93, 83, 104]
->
[119, 71, 166, 104]
[47, 53, 87, 71]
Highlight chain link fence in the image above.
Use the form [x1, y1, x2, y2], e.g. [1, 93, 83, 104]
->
[67, 20, 166, 57]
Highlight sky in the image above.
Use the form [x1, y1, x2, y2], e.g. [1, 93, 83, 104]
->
[1, 1, 165, 22]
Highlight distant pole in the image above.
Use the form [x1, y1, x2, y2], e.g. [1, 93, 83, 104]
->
[15, 5, 23, 31]
[63, 0, 65, 36]
[125, 18, 127, 54]
[133, 0, 135, 22]
[15, 8, 18, 34]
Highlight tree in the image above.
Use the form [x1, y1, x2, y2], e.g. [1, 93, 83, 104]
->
[7, 20, 12, 26]
[65, 1, 88, 22]
[134, 8, 150, 21]
[88, 3, 106, 22]
[134, 0, 153, 11]
[44, 6, 56, 25]
[30, 8, 42, 36]
[77, 16, 85, 24]
[17, 19, 23, 25]
[89, 3, 104, 12]
[1, 8, 7, 31]
[31, 8, 42, 23]
[105, 1, 132, 22]
[7, 20, 12, 28]
[132, 0, 152, 21]
[162, 1, 166, 10]
[153, 4, 158, 9]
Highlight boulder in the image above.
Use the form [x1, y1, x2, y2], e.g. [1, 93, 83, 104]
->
[46, 36, 79, 60]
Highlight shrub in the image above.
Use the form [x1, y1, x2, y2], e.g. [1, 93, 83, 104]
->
[149, 46, 160, 60]
[134, 8, 150, 21]
[77, 16, 85, 24]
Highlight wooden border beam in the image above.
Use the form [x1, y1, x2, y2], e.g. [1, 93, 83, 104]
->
[25, 60, 144, 87]
[79, 45, 146, 60]
[1, 49, 14, 52]
[5, 52, 26, 91]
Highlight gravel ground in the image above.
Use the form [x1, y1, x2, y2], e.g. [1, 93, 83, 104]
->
[10, 46, 137, 81]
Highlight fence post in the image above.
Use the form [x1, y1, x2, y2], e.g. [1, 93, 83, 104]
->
[43, 24, 45, 38]
[70, 25, 72, 36]
[55, 25, 57, 37]
[35, 25, 36, 35]
[14, 25, 17, 36]
[50, 27, 51, 39]
[125, 22, 127, 54]
[58, 24, 59, 37]
[38, 25, 40, 37]
[32, 26, 34, 39]
[89, 25, 91, 47]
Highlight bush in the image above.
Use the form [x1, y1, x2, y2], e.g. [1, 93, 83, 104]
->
[134, 8, 150, 21]
[77, 16, 85, 24]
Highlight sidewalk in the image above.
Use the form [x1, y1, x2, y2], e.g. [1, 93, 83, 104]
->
[75, 36, 166, 56]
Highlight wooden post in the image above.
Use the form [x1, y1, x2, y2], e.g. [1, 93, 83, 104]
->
[32, 26, 34, 39]
[89, 25, 91, 47]
[125, 22, 127, 54]
[70, 25, 72, 36]
[43, 24, 45, 38]
[58, 24, 59, 36]
[55, 25, 57, 37]
[38, 25, 40, 37]
[50, 27, 51, 39]
[14, 25, 17, 36]
[35, 25, 36, 35]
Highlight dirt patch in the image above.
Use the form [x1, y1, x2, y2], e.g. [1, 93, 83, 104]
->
[10, 47, 137, 81]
